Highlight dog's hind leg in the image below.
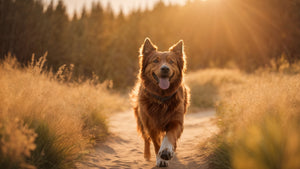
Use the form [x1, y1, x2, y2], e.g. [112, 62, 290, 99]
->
[134, 108, 151, 160]
[143, 135, 151, 160]
[138, 121, 151, 160]
[140, 122, 151, 160]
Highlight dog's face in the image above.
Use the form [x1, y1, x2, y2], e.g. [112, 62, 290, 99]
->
[139, 38, 185, 90]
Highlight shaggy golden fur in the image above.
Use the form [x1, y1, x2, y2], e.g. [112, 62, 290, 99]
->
[131, 38, 190, 167]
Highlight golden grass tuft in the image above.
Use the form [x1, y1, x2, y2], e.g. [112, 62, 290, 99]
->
[0, 54, 127, 169]
[185, 68, 245, 111]
[207, 72, 300, 169]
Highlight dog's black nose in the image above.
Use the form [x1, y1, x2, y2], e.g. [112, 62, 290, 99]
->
[160, 65, 170, 73]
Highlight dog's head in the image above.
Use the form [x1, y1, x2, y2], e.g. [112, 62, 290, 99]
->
[139, 38, 186, 94]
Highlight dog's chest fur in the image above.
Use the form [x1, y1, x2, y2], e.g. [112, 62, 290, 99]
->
[138, 86, 185, 131]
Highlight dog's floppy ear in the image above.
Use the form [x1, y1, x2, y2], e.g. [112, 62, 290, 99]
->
[140, 38, 157, 56]
[169, 40, 184, 57]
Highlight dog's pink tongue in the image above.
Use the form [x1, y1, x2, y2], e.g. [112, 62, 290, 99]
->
[159, 78, 170, 90]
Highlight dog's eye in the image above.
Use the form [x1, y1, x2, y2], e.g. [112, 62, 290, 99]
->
[169, 60, 174, 64]
[153, 59, 159, 63]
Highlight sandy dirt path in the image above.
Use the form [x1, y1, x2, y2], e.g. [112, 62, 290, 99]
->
[77, 110, 217, 169]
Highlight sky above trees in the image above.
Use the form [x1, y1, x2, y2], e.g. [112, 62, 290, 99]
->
[45, 0, 187, 15]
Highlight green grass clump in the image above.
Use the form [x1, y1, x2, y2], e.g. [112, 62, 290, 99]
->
[82, 110, 109, 141]
[27, 119, 78, 169]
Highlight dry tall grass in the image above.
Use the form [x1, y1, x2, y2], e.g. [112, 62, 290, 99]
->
[205, 70, 300, 169]
[185, 69, 245, 111]
[0, 55, 127, 169]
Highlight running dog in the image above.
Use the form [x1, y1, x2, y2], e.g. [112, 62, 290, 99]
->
[131, 38, 190, 167]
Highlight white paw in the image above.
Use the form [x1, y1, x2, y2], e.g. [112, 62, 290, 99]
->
[158, 136, 174, 160]
[156, 155, 169, 167]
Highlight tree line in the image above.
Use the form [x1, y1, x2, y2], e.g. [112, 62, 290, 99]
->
[1, 0, 300, 89]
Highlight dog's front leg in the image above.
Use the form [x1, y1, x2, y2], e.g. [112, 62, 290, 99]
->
[156, 136, 173, 167]
[156, 121, 183, 167]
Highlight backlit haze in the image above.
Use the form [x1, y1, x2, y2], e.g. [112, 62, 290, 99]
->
[45, 0, 188, 15]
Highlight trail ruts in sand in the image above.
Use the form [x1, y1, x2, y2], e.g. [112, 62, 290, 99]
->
[77, 110, 217, 169]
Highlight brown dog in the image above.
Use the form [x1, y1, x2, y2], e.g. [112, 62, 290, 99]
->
[131, 38, 190, 167]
